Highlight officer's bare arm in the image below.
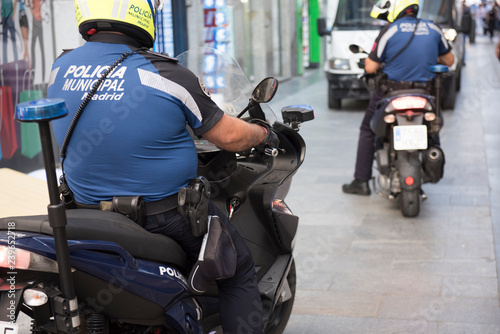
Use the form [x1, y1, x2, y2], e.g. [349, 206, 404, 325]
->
[365, 58, 381, 74]
[438, 51, 454, 66]
[202, 114, 267, 152]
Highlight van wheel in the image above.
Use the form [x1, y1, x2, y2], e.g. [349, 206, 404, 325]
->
[328, 90, 341, 109]
[455, 67, 461, 92]
[442, 76, 457, 110]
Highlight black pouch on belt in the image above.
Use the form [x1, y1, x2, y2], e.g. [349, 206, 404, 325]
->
[178, 177, 211, 237]
[111, 196, 146, 227]
[58, 175, 77, 209]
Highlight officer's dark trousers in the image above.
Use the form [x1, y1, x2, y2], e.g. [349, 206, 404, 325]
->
[354, 90, 385, 181]
[145, 202, 264, 334]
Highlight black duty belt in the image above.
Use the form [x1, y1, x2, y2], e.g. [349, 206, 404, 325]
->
[384, 79, 433, 92]
[75, 193, 178, 216]
[145, 194, 178, 215]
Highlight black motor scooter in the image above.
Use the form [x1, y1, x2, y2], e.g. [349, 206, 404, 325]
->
[0, 47, 314, 333]
[350, 44, 447, 217]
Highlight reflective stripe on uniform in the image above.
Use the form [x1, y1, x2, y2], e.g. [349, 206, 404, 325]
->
[137, 68, 203, 123]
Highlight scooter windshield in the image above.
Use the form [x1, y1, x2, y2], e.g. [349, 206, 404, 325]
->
[176, 47, 276, 124]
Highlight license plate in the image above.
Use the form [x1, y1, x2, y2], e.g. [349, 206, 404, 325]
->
[393, 125, 428, 150]
[0, 321, 18, 334]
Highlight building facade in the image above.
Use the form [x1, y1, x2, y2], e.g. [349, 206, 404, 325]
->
[184, 0, 322, 81]
[0, 0, 322, 172]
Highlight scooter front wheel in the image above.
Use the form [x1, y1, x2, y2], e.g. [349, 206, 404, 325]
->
[264, 259, 296, 334]
[400, 188, 420, 217]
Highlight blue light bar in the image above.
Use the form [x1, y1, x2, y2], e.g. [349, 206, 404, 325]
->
[15, 98, 68, 122]
[430, 65, 449, 73]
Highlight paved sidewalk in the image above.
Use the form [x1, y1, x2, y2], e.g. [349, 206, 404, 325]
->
[272, 34, 500, 333]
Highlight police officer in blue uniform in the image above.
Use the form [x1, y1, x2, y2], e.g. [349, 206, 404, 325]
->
[342, 0, 455, 195]
[47, 1, 272, 332]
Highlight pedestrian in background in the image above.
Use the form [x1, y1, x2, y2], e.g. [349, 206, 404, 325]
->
[479, 3, 488, 35]
[18, 0, 30, 63]
[29, 0, 46, 81]
[1, 0, 19, 63]
[496, 35, 500, 59]
[486, 1, 498, 40]
[462, 1, 472, 63]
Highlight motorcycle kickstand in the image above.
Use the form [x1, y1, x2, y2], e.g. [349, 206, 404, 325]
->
[420, 188, 428, 201]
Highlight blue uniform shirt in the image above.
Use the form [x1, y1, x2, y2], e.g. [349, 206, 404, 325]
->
[48, 33, 223, 204]
[368, 16, 452, 82]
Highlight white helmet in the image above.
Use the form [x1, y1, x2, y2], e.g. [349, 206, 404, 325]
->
[370, 0, 419, 23]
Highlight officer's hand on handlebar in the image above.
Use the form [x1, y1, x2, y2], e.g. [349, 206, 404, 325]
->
[250, 119, 280, 156]
[358, 58, 366, 69]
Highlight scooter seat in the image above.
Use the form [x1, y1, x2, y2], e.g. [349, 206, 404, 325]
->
[0, 209, 190, 271]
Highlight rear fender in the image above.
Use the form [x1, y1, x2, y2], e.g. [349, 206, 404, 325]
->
[396, 151, 422, 191]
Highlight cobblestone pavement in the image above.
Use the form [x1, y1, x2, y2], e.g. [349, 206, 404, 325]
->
[273, 34, 500, 334]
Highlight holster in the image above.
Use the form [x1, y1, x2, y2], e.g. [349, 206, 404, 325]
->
[59, 175, 146, 226]
[109, 196, 146, 227]
[363, 72, 388, 94]
[178, 177, 211, 237]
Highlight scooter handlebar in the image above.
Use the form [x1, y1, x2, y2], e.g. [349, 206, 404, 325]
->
[264, 147, 279, 157]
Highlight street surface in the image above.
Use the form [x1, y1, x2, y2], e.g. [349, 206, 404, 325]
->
[272, 33, 500, 333]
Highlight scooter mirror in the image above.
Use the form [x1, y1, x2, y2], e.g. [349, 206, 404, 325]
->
[349, 44, 367, 55]
[317, 17, 332, 36]
[251, 77, 279, 104]
[236, 77, 278, 119]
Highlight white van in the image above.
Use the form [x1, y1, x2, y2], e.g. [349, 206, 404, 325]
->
[317, 0, 382, 109]
[318, 0, 465, 110]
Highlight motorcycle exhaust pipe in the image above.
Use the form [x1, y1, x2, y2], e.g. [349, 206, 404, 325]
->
[428, 148, 441, 160]
[423, 147, 445, 183]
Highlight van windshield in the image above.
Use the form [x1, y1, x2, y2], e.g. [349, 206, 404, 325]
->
[334, 0, 452, 30]
[333, 0, 384, 30]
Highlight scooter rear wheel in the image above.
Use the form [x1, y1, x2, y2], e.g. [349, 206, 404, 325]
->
[400, 189, 420, 217]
